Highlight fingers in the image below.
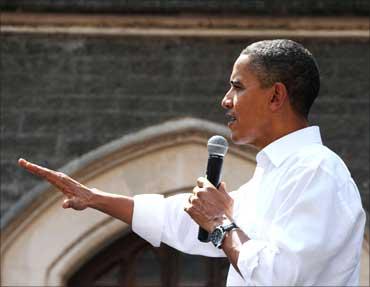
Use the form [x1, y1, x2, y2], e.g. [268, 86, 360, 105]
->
[188, 192, 197, 205]
[218, 182, 227, 193]
[184, 198, 204, 215]
[197, 177, 228, 194]
[218, 182, 230, 199]
[194, 178, 220, 200]
[188, 188, 206, 209]
[197, 177, 216, 190]
[184, 203, 202, 216]
[196, 177, 206, 188]
[192, 179, 231, 211]
[197, 177, 216, 188]
[18, 158, 75, 196]
[19, 158, 59, 182]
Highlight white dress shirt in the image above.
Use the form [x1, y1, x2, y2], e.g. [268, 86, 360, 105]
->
[132, 126, 366, 286]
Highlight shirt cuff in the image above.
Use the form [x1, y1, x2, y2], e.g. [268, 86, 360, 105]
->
[237, 239, 268, 281]
[132, 194, 165, 247]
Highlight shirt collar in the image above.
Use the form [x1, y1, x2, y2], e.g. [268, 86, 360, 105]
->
[256, 126, 323, 168]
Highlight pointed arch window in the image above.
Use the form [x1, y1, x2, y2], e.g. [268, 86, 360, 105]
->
[67, 232, 229, 287]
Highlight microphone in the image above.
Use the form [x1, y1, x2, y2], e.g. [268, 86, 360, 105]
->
[198, 135, 228, 242]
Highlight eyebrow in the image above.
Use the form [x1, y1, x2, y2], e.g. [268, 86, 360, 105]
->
[230, 80, 243, 87]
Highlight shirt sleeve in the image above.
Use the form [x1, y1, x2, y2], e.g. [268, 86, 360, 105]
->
[237, 165, 366, 286]
[132, 192, 226, 257]
[132, 193, 165, 247]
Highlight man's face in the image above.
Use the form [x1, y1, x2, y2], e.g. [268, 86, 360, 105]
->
[221, 54, 273, 148]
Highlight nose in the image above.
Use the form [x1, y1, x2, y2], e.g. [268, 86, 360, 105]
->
[221, 89, 233, 110]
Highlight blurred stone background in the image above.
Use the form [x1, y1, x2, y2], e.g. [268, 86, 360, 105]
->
[1, 1, 368, 217]
[1, 1, 369, 286]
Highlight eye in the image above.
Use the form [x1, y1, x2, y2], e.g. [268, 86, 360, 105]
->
[229, 80, 244, 91]
[233, 84, 243, 91]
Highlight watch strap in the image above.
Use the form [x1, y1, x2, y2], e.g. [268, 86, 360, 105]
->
[221, 222, 238, 232]
[211, 221, 238, 249]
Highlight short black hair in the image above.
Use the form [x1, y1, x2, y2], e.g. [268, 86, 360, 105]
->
[241, 39, 320, 119]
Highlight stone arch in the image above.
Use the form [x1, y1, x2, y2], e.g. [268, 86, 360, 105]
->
[0, 118, 258, 286]
[1, 118, 368, 285]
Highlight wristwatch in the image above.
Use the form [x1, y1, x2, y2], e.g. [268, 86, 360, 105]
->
[210, 222, 238, 249]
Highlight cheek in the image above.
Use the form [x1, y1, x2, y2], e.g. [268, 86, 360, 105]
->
[235, 98, 251, 119]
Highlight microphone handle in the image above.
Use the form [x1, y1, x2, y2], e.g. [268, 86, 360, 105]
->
[198, 154, 224, 242]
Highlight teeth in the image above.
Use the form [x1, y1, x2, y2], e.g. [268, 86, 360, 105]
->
[226, 113, 236, 122]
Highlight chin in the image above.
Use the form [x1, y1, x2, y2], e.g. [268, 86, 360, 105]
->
[230, 132, 248, 145]
[230, 131, 257, 147]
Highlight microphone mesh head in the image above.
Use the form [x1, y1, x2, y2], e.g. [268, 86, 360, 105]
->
[207, 135, 228, 156]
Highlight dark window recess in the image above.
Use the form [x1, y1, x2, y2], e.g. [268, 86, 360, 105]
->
[67, 232, 229, 287]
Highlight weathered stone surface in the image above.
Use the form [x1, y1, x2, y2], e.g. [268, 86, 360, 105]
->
[1, 34, 369, 215]
[0, 0, 369, 15]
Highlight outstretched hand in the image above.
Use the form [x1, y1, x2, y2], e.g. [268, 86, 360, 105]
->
[18, 158, 94, 210]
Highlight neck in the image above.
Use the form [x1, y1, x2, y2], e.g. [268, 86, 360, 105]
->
[257, 114, 308, 150]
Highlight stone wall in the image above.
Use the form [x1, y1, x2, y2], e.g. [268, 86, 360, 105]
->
[1, 0, 369, 15]
[1, 34, 369, 215]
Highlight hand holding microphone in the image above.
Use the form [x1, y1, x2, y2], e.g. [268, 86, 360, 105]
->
[198, 135, 229, 242]
[184, 135, 233, 242]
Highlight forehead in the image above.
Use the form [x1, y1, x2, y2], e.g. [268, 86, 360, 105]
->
[230, 54, 254, 82]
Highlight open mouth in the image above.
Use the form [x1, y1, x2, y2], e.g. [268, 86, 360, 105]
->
[226, 112, 237, 125]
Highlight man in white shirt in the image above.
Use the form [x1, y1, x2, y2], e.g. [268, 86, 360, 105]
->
[19, 39, 366, 286]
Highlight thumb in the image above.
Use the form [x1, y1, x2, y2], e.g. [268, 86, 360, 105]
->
[218, 181, 228, 194]
[62, 198, 73, 209]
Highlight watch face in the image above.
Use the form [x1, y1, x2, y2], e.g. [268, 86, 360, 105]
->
[210, 227, 224, 247]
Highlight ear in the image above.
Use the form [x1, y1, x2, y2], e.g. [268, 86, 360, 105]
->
[268, 82, 289, 112]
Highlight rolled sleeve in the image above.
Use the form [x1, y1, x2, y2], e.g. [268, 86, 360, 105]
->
[237, 240, 270, 281]
[132, 194, 165, 247]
